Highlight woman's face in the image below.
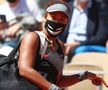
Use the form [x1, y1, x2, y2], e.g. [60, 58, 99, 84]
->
[46, 11, 69, 25]
[44, 11, 69, 36]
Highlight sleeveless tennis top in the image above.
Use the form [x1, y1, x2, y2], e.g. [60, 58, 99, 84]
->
[35, 31, 64, 85]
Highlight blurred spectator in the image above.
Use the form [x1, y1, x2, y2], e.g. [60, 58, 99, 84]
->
[0, 14, 38, 48]
[96, 0, 108, 15]
[0, 15, 8, 42]
[0, 0, 42, 22]
[0, 0, 42, 47]
[60, 0, 72, 3]
[96, 0, 108, 35]
[36, 0, 50, 15]
[60, 0, 73, 6]
[0, 15, 7, 30]
[0, 14, 20, 47]
[59, 0, 108, 62]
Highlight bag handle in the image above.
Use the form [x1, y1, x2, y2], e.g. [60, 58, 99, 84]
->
[7, 40, 21, 60]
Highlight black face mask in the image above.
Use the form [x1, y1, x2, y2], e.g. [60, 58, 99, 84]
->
[45, 20, 66, 36]
[7, 0, 17, 3]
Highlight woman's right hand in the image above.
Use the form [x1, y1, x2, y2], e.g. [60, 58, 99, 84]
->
[85, 71, 108, 87]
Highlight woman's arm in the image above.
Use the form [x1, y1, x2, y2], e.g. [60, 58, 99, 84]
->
[18, 32, 51, 90]
[57, 73, 80, 88]
[58, 71, 107, 88]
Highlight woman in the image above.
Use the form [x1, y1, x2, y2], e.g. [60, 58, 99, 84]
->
[18, 1, 107, 90]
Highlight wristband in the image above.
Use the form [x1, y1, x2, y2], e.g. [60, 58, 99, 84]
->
[48, 84, 60, 90]
[78, 71, 88, 81]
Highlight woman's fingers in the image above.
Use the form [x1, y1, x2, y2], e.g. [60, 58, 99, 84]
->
[86, 72, 108, 87]
[92, 76, 108, 87]
[92, 77, 102, 86]
[101, 78, 108, 87]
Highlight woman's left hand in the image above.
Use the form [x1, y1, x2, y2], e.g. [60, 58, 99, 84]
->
[86, 71, 108, 87]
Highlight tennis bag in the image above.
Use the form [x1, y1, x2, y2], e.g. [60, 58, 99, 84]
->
[0, 32, 48, 90]
[0, 42, 41, 90]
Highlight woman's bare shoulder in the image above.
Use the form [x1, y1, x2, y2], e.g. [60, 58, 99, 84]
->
[21, 32, 39, 47]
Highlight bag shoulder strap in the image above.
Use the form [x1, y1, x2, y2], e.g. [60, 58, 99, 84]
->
[35, 31, 48, 59]
[8, 31, 47, 60]
[7, 40, 21, 60]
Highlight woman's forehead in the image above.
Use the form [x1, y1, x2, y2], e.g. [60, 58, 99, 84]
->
[46, 12, 69, 24]
[49, 12, 69, 18]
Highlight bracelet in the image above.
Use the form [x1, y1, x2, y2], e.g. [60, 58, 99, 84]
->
[78, 71, 88, 81]
[48, 84, 60, 90]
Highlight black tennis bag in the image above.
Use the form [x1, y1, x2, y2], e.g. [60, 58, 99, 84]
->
[0, 41, 41, 90]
